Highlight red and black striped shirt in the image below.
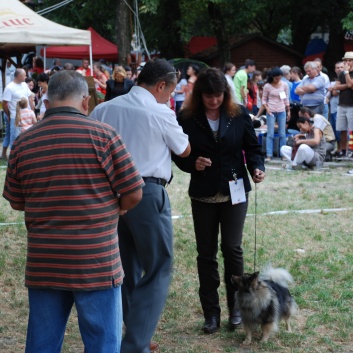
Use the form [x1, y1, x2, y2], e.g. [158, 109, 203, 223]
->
[3, 107, 144, 291]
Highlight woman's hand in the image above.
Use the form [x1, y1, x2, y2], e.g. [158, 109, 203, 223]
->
[195, 156, 212, 171]
[252, 169, 265, 183]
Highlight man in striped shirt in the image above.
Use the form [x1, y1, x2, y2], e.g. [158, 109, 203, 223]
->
[3, 70, 144, 353]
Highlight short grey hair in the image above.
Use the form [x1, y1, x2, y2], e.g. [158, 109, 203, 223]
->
[280, 65, 291, 75]
[304, 61, 318, 70]
[47, 70, 89, 103]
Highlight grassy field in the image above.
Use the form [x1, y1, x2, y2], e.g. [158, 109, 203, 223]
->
[1, 159, 353, 353]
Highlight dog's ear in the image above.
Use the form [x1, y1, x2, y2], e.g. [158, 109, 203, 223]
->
[249, 272, 260, 287]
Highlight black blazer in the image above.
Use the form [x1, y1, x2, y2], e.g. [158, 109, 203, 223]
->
[105, 78, 135, 101]
[172, 106, 265, 198]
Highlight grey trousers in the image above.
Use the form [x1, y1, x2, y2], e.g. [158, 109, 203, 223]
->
[119, 182, 173, 353]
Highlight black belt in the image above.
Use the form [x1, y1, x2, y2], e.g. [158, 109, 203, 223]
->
[143, 177, 167, 187]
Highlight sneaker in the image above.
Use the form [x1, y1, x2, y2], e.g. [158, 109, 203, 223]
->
[265, 156, 271, 162]
[347, 169, 353, 175]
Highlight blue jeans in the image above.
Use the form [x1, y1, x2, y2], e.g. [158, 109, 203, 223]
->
[330, 112, 340, 142]
[10, 117, 20, 148]
[266, 111, 286, 157]
[25, 286, 122, 353]
[2, 113, 10, 148]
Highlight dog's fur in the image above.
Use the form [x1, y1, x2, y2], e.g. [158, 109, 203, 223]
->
[232, 266, 297, 345]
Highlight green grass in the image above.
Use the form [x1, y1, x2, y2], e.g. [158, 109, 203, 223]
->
[0, 163, 353, 352]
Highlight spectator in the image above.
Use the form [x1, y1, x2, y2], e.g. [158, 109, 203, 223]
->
[36, 73, 49, 121]
[104, 66, 134, 102]
[93, 62, 108, 103]
[76, 58, 92, 76]
[173, 68, 265, 334]
[280, 65, 293, 103]
[174, 69, 187, 114]
[3, 70, 143, 353]
[314, 58, 331, 119]
[233, 59, 256, 105]
[15, 96, 37, 133]
[287, 66, 303, 134]
[223, 62, 238, 103]
[90, 58, 191, 353]
[124, 65, 133, 80]
[334, 52, 353, 159]
[280, 115, 326, 169]
[327, 61, 344, 156]
[183, 64, 200, 107]
[299, 107, 336, 161]
[262, 67, 290, 161]
[247, 70, 262, 115]
[63, 62, 74, 70]
[295, 61, 325, 114]
[2, 68, 34, 158]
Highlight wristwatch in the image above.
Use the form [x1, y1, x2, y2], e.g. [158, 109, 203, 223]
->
[344, 71, 349, 75]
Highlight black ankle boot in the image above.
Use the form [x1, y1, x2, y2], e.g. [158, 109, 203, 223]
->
[203, 316, 220, 334]
[228, 309, 242, 330]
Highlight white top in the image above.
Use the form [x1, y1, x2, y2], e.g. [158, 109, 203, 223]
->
[39, 92, 48, 116]
[2, 81, 32, 119]
[225, 74, 240, 104]
[90, 86, 189, 181]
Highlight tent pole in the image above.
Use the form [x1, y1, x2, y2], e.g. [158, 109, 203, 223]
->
[43, 46, 47, 71]
[89, 45, 93, 76]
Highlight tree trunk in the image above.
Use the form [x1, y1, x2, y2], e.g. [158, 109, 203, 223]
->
[207, 2, 230, 68]
[116, 0, 132, 66]
[324, 1, 347, 79]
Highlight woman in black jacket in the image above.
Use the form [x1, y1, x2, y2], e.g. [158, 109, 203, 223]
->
[173, 68, 265, 334]
[104, 66, 134, 101]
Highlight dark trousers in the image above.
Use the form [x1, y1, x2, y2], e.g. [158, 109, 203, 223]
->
[119, 183, 173, 353]
[191, 198, 248, 319]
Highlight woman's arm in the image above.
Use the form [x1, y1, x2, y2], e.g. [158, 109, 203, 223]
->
[296, 128, 322, 146]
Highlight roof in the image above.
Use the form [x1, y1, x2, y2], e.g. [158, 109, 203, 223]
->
[0, 0, 90, 57]
[41, 27, 118, 61]
[189, 34, 303, 60]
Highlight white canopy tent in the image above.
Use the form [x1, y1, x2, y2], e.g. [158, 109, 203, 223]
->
[0, 0, 92, 84]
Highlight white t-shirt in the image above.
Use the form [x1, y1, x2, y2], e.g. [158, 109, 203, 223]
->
[39, 92, 48, 116]
[90, 86, 189, 181]
[2, 81, 32, 119]
[225, 74, 240, 104]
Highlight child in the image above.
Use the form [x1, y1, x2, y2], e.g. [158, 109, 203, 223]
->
[15, 96, 37, 133]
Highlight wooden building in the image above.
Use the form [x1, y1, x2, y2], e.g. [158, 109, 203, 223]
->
[187, 34, 303, 71]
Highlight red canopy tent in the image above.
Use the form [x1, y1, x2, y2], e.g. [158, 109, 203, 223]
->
[41, 27, 118, 61]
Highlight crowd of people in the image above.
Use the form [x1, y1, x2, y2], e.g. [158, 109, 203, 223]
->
[222, 54, 353, 172]
[0, 52, 351, 353]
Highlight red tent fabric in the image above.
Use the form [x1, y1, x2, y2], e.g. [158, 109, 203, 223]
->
[41, 27, 118, 61]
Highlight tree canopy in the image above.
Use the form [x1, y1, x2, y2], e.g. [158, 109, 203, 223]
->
[38, 0, 353, 71]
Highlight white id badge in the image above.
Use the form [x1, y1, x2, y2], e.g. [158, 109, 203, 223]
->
[279, 91, 287, 99]
[229, 179, 246, 205]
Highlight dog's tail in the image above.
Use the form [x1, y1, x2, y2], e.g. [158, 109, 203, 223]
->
[260, 265, 293, 288]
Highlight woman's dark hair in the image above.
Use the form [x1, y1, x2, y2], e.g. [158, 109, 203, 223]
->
[181, 68, 241, 119]
[297, 116, 314, 125]
[222, 62, 235, 74]
[37, 73, 49, 83]
[267, 67, 283, 83]
[177, 69, 185, 83]
[188, 64, 200, 77]
[33, 57, 44, 69]
[299, 106, 314, 117]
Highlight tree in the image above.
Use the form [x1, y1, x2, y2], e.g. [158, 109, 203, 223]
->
[116, 0, 133, 65]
